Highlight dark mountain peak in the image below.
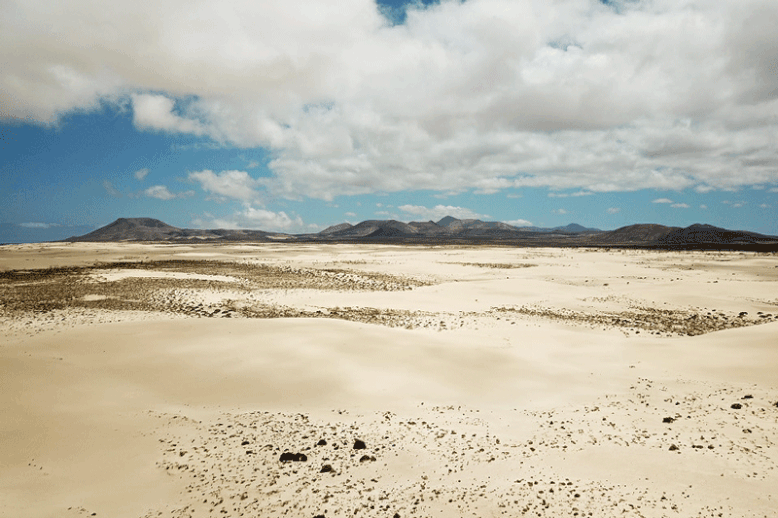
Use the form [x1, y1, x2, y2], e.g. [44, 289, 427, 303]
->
[66, 217, 183, 242]
[319, 222, 353, 235]
[552, 223, 601, 233]
[109, 217, 178, 229]
[436, 216, 460, 227]
[600, 223, 679, 243]
[660, 224, 776, 245]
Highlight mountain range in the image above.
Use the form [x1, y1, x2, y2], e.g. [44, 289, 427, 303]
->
[65, 217, 778, 251]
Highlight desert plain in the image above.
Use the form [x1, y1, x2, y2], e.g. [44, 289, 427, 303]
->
[1, 242, 777, 518]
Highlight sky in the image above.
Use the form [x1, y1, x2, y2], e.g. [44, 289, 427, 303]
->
[2, 0, 778, 243]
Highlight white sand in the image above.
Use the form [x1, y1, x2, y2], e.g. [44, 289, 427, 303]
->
[1, 243, 777, 517]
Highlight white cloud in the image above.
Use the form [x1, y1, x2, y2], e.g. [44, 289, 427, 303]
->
[700, 204, 708, 209]
[553, 208, 568, 215]
[192, 204, 304, 232]
[103, 180, 121, 197]
[131, 94, 206, 135]
[344, 211, 357, 217]
[188, 170, 260, 201]
[504, 219, 533, 227]
[398, 204, 489, 221]
[19, 222, 61, 229]
[3, 0, 778, 197]
[769, 188, 778, 193]
[144, 185, 175, 200]
[760, 203, 770, 208]
[549, 191, 593, 198]
[652, 198, 674, 204]
[134, 168, 149, 181]
[606, 207, 620, 214]
[671, 203, 690, 208]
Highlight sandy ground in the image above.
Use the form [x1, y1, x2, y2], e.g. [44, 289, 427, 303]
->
[1, 242, 777, 518]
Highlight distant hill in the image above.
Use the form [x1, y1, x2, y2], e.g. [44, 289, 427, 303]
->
[659, 223, 777, 245]
[66, 217, 278, 242]
[64, 216, 778, 251]
[598, 224, 680, 243]
[66, 218, 184, 241]
[319, 222, 353, 235]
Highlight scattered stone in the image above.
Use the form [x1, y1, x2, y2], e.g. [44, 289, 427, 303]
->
[320, 464, 334, 473]
[353, 439, 366, 450]
[662, 417, 675, 423]
[317, 439, 327, 446]
[359, 455, 376, 462]
[742, 395, 753, 399]
[669, 444, 679, 451]
[731, 403, 742, 410]
[280, 452, 307, 462]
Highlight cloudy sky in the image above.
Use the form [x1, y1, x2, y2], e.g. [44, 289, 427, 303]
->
[2, 0, 778, 242]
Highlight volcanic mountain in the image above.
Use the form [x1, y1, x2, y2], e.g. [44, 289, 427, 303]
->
[65, 218, 277, 242]
[65, 217, 778, 251]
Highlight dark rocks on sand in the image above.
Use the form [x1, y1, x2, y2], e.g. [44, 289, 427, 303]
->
[353, 439, 367, 450]
[359, 454, 376, 462]
[662, 417, 675, 423]
[731, 403, 742, 409]
[279, 452, 307, 462]
[669, 444, 679, 451]
[320, 464, 334, 473]
[316, 439, 327, 446]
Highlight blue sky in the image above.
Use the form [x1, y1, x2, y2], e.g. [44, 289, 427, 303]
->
[2, 0, 777, 243]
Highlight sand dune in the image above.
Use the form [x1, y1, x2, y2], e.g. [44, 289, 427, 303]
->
[1, 243, 777, 517]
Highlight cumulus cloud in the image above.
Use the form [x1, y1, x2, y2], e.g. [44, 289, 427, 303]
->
[504, 219, 533, 227]
[144, 185, 194, 200]
[553, 208, 568, 215]
[134, 168, 150, 181]
[671, 203, 690, 208]
[606, 207, 621, 214]
[549, 191, 593, 198]
[192, 204, 304, 231]
[3, 0, 778, 197]
[103, 180, 121, 197]
[188, 170, 261, 201]
[19, 222, 61, 229]
[131, 94, 206, 135]
[652, 198, 674, 204]
[398, 204, 489, 221]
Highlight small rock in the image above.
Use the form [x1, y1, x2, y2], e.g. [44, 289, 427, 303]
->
[662, 417, 675, 424]
[320, 464, 334, 473]
[279, 452, 307, 462]
[317, 439, 327, 446]
[353, 439, 366, 450]
[669, 444, 679, 451]
[742, 395, 753, 399]
[731, 403, 742, 410]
